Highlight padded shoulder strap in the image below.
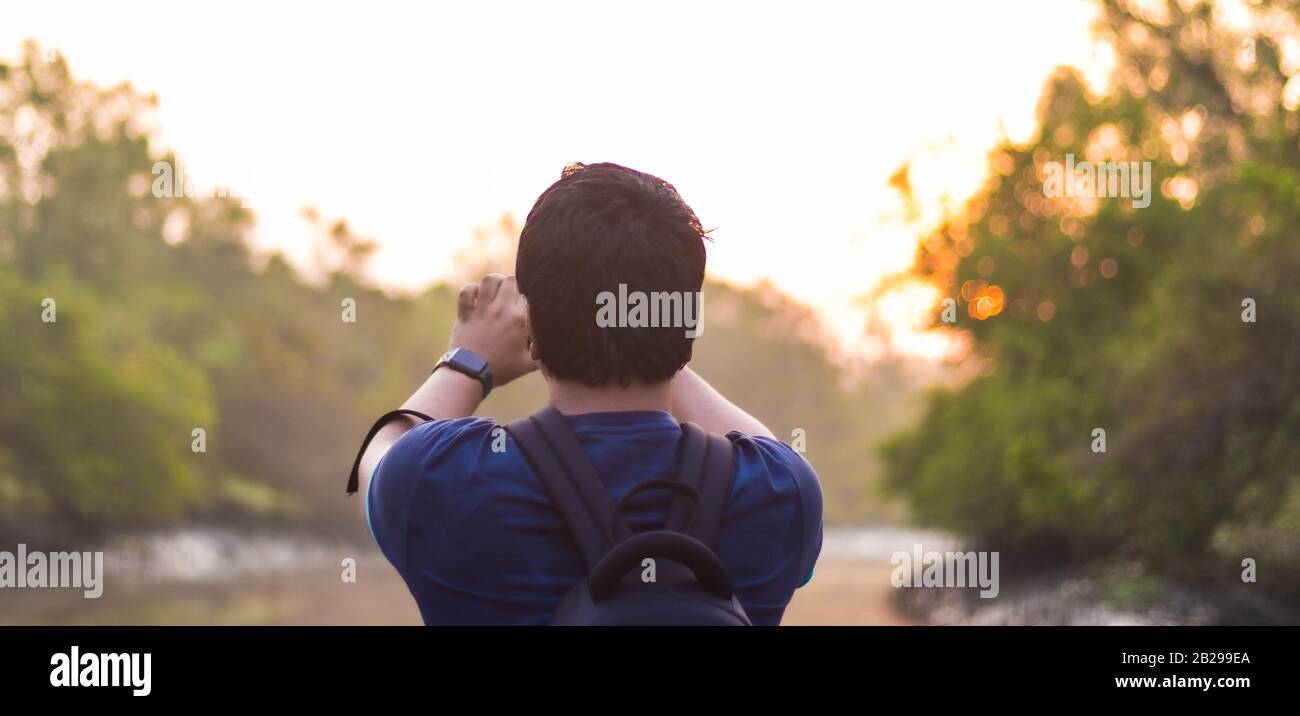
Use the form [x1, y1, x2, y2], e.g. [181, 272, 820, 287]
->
[505, 408, 631, 572]
[666, 423, 736, 548]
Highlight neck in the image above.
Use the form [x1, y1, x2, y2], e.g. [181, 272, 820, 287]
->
[548, 377, 672, 416]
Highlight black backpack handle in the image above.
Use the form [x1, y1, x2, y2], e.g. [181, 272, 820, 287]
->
[588, 530, 735, 602]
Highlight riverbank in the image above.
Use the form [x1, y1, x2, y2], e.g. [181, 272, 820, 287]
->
[6, 525, 1267, 625]
[783, 558, 919, 625]
[1, 527, 925, 625]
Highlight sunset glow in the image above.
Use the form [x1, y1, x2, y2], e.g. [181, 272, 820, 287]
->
[6, 0, 1113, 361]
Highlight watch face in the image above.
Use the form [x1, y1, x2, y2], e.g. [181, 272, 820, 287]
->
[451, 348, 488, 374]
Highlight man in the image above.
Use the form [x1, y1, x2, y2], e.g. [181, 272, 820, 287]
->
[359, 162, 822, 625]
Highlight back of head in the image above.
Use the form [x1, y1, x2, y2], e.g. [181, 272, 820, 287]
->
[516, 162, 708, 387]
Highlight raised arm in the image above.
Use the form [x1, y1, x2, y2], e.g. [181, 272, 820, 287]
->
[668, 366, 775, 439]
[356, 274, 536, 497]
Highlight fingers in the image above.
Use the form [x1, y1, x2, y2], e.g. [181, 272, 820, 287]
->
[457, 283, 479, 320]
[459, 274, 520, 321]
[496, 275, 520, 304]
[479, 273, 505, 304]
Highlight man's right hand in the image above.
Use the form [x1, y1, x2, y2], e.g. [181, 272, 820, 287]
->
[449, 273, 538, 387]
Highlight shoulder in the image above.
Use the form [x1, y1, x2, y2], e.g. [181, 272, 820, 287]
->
[722, 431, 823, 583]
[372, 416, 504, 501]
[368, 417, 502, 566]
[386, 416, 501, 461]
[725, 432, 822, 505]
[373, 417, 499, 487]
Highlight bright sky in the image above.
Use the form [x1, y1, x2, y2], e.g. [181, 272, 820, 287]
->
[7, 0, 1111, 360]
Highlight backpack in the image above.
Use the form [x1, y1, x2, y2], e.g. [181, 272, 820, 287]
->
[505, 407, 752, 626]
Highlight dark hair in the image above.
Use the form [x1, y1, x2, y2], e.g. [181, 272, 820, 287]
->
[516, 162, 709, 386]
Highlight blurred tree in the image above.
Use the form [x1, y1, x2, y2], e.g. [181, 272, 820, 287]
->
[1, 40, 913, 546]
[883, 0, 1300, 607]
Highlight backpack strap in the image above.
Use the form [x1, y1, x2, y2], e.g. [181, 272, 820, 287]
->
[664, 423, 707, 532]
[505, 408, 632, 572]
[666, 422, 735, 548]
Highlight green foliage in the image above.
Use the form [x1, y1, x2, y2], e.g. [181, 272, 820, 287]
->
[883, 0, 1300, 597]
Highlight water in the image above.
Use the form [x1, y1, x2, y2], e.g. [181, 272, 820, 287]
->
[819, 526, 1204, 625]
[1, 525, 1208, 625]
[103, 528, 344, 583]
[0, 528, 419, 625]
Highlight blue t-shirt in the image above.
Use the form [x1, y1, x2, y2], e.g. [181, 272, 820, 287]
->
[367, 409, 822, 625]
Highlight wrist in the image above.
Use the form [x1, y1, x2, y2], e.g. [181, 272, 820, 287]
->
[434, 347, 494, 398]
[428, 364, 484, 396]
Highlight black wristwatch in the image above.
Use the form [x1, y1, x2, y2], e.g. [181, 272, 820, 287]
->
[433, 347, 493, 398]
